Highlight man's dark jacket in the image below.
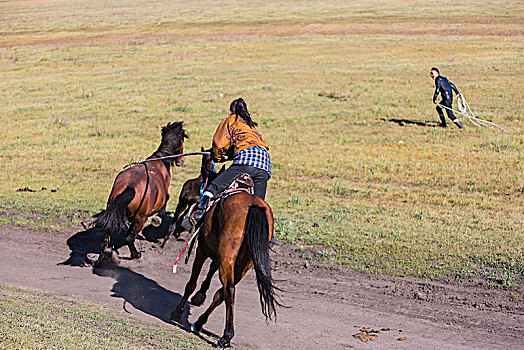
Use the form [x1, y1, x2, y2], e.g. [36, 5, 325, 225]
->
[433, 75, 459, 101]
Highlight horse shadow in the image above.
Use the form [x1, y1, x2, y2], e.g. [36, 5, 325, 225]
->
[60, 212, 177, 267]
[140, 212, 175, 244]
[92, 262, 219, 344]
[383, 118, 439, 127]
[92, 265, 182, 323]
[59, 222, 218, 344]
[59, 226, 129, 267]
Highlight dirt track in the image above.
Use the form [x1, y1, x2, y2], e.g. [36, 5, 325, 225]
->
[0, 223, 522, 349]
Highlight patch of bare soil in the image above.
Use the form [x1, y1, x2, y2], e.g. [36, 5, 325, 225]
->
[0, 222, 522, 349]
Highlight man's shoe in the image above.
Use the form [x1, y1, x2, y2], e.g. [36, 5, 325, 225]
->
[437, 123, 447, 128]
[453, 120, 464, 129]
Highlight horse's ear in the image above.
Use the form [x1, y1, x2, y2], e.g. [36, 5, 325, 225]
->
[201, 146, 205, 152]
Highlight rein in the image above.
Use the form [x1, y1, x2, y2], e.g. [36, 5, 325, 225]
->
[132, 162, 150, 219]
[123, 151, 211, 169]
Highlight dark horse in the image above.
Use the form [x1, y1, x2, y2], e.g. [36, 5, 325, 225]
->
[171, 191, 281, 348]
[162, 148, 224, 246]
[93, 121, 188, 268]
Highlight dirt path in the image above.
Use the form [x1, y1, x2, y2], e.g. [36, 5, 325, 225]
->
[1, 223, 522, 349]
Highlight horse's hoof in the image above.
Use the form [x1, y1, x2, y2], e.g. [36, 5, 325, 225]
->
[170, 309, 183, 321]
[151, 216, 162, 227]
[190, 322, 199, 333]
[190, 292, 206, 307]
[131, 252, 142, 260]
[217, 338, 231, 348]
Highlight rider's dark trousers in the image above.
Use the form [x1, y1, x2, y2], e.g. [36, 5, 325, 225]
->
[206, 164, 269, 200]
[436, 99, 457, 124]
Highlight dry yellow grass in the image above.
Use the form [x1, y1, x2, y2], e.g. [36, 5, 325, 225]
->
[0, 0, 522, 280]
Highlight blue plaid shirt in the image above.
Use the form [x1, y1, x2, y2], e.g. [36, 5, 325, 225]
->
[233, 146, 271, 178]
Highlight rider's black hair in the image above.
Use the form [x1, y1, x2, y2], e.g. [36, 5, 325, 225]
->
[230, 98, 257, 128]
[431, 67, 439, 74]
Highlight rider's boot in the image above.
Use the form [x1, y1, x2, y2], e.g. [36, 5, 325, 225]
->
[181, 194, 211, 231]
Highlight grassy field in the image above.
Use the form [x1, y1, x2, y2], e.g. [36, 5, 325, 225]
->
[0, 0, 522, 284]
[0, 284, 212, 349]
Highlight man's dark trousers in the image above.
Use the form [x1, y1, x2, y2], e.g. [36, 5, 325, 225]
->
[436, 99, 457, 126]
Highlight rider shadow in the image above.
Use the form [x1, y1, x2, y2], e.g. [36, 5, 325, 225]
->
[92, 266, 182, 323]
[59, 226, 128, 267]
[92, 265, 219, 345]
[383, 118, 439, 127]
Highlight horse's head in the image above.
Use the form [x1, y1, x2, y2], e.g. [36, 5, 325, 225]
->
[200, 147, 214, 177]
[200, 147, 225, 183]
[160, 121, 188, 167]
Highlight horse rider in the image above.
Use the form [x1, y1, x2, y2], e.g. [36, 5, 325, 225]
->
[181, 98, 271, 231]
[430, 67, 464, 129]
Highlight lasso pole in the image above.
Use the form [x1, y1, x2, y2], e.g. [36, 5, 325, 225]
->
[123, 151, 211, 169]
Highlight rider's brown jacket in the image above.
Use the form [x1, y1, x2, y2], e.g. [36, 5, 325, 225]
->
[211, 114, 269, 162]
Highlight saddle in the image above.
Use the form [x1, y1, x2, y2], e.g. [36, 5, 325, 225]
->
[189, 173, 255, 221]
[183, 174, 255, 262]
[224, 173, 254, 195]
[210, 173, 254, 208]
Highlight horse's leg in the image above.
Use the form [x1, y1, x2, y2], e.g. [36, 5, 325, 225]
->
[126, 220, 144, 260]
[170, 245, 207, 321]
[152, 195, 168, 227]
[191, 260, 219, 306]
[172, 198, 188, 226]
[217, 283, 235, 348]
[165, 199, 188, 243]
[94, 232, 110, 268]
[215, 257, 237, 348]
[191, 287, 224, 333]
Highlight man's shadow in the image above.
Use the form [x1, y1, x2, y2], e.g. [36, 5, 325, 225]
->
[382, 118, 439, 127]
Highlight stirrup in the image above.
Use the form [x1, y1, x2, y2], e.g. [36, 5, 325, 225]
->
[181, 217, 197, 231]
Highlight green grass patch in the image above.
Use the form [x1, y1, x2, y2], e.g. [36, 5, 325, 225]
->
[0, 284, 211, 349]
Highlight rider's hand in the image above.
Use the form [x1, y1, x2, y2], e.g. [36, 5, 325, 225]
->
[433, 100, 438, 104]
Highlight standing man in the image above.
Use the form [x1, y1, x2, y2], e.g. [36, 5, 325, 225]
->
[430, 67, 464, 128]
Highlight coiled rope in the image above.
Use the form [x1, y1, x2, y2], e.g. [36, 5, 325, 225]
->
[438, 94, 507, 132]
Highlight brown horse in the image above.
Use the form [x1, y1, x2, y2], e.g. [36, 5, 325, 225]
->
[171, 191, 281, 348]
[93, 121, 188, 268]
[162, 148, 224, 246]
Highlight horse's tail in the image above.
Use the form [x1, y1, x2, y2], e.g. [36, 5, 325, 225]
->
[245, 204, 282, 320]
[94, 187, 135, 235]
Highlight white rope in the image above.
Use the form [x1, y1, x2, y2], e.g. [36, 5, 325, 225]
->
[437, 94, 507, 132]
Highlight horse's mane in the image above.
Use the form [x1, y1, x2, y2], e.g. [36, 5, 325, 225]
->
[154, 121, 188, 158]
